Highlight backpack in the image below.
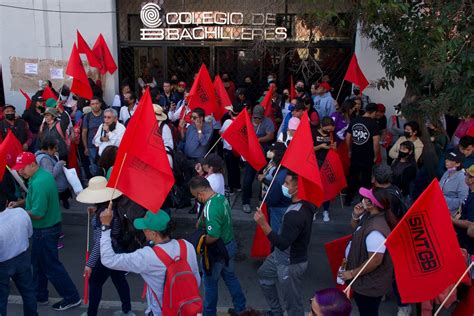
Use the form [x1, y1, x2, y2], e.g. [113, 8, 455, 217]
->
[151, 240, 203, 316]
[387, 187, 409, 220]
[115, 196, 147, 253]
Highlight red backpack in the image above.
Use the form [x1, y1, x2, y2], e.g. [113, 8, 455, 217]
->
[152, 239, 202, 316]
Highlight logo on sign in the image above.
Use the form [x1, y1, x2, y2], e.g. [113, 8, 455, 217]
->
[197, 85, 209, 103]
[352, 123, 370, 145]
[406, 211, 442, 275]
[322, 162, 336, 184]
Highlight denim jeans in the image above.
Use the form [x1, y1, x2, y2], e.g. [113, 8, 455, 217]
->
[269, 206, 287, 234]
[87, 147, 99, 176]
[0, 251, 38, 316]
[258, 253, 307, 316]
[88, 260, 131, 316]
[203, 240, 246, 316]
[242, 162, 257, 205]
[31, 223, 80, 304]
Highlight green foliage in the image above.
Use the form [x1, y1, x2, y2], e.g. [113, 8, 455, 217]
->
[357, 0, 473, 119]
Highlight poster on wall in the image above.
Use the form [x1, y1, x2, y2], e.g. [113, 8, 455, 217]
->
[50, 68, 64, 80]
[24, 63, 38, 75]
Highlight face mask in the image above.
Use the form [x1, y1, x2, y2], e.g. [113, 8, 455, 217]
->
[5, 114, 15, 121]
[266, 151, 275, 159]
[170, 80, 178, 84]
[267, 78, 274, 83]
[295, 86, 304, 92]
[245, 82, 252, 86]
[38, 106, 45, 113]
[404, 132, 412, 138]
[428, 128, 435, 136]
[447, 166, 457, 172]
[353, 89, 360, 95]
[398, 151, 409, 159]
[362, 199, 369, 210]
[282, 185, 293, 198]
[222, 78, 229, 82]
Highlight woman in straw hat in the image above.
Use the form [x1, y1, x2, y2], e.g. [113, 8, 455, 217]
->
[77, 176, 134, 316]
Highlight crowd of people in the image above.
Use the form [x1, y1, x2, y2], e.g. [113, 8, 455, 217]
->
[0, 71, 473, 316]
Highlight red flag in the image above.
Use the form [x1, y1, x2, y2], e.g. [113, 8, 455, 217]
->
[188, 64, 216, 116]
[261, 83, 275, 118]
[324, 235, 351, 290]
[290, 76, 296, 100]
[336, 142, 350, 176]
[213, 75, 231, 121]
[66, 44, 93, 100]
[19, 89, 32, 110]
[386, 179, 467, 303]
[343, 54, 369, 92]
[68, 142, 80, 175]
[221, 109, 266, 171]
[42, 85, 57, 101]
[92, 34, 117, 75]
[76, 30, 102, 69]
[452, 283, 474, 316]
[250, 203, 271, 258]
[321, 149, 347, 202]
[0, 130, 23, 180]
[107, 88, 174, 212]
[281, 111, 324, 206]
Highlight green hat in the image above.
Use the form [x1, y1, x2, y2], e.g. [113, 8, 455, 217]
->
[133, 210, 170, 232]
[46, 98, 57, 108]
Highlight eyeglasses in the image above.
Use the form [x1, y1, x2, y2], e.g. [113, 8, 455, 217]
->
[191, 116, 200, 120]
[104, 116, 113, 119]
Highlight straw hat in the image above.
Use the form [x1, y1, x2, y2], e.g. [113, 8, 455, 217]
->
[76, 176, 122, 204]
[152, 104, 168, 121]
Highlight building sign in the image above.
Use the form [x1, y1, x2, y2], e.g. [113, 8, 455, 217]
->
[140, 3, 287, 41]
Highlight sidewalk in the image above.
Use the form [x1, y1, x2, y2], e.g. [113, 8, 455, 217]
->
[6, 190, 413, 315]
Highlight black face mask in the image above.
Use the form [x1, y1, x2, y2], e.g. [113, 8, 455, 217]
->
[282, 94, 289, 101]
[244, 82, 252, 86]
[170, 80, 178, 85]
[404, 131, 412, 138]
[353, 89, 360, 95]
[295, 86, 304, 92]
[37, 106, 45, 113]
[428, 128, 435, 136]
[222, 78, 229, 82]
[5, 114, 15, 121]
[109, 121, 117, 132]
[398, 151, 410, 159]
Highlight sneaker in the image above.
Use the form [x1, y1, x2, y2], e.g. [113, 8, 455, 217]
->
[113, 311, 136, 316]
[57, 242, 64, 249]
[37, 300, 49, 306]
[59, 232, 65, 239]
[227, 308, 238, 316]
[52, 299, 81, 311]
[242, 204, 252, 213]
[397, 305, 412, 316]
[323, 211, 330, 222]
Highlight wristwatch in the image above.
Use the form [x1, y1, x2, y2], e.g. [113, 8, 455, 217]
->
[101, 225, 111, 231]
[198, 130, 202, 134]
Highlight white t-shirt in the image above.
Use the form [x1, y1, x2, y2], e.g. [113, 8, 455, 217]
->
[206, 173, 225, 195]
[345, 226, 387, 258]
[219, 119, 233, 150]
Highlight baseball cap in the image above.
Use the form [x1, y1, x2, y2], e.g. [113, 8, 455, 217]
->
[178, 81, 186, 88]
[44, 107, 59, 118]
[133, 210, 170, 232]
[12, 152, 36, 170]
[319, 82, 331, 91]
[252, 105, 264, 119]
[466, 165, 474, 177]
[446, 149, 464, 164]
[359, 187, 384, 209]
[46, 98, 57, 108]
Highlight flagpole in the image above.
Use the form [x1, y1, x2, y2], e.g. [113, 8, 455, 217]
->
[258, 163, 282, 210]
[433, 262, 474, 316]
[344, 240, 386, 295]
[109, 152, 128, 206]
[84, 210, 91, 305]
[335, 80, 345, 102]
[204, 136, 222, 158]
[6, 165, 28, 192]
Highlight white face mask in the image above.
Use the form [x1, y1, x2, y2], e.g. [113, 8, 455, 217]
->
[362, 199, 369, 210]
[266, 151, 275, 159]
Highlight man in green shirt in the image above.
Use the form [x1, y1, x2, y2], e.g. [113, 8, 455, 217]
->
[10, 152, 80, 311]
[189, 176, 246, 316]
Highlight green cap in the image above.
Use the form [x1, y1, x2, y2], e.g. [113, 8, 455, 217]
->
[133, 210, 170, 232]
[46, 98, 57, 108]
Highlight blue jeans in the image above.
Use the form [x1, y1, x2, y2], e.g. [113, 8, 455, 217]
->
[0, 251, 38, 316]
[242, 162, 257, 205]
[87, 147, 99, 176]
[203, 240, 246, 315]
[31, 223, 80, 304]
[269, 206, 287, 234]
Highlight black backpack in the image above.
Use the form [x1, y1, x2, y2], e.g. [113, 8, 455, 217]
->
[386, 187, 409, 220]
[115, 196, 147, 252]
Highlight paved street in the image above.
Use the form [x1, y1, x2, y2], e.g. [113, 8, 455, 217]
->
[6, 192, 453, 315]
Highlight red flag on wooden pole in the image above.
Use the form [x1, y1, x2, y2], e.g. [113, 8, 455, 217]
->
[213, 75, 232, 121]
[290, 76, 296, 100]
[250, 203, 272, 258]
[42, 85, 57, 101]
[107, 88, 174, 212]
[343, 54, 369, 92]
[66, 44, 93, 100]
[76, 30, 102, 69]
[221, 108, 266, 171]
[281, 111, 324, 206]
[0, 130, 23, 180]
[261, 83, 275, 118]
[386, 179, 467, 303]
[321, 149, 347, 202]
[324, 235, 351, 291]
[92, 34, 117, 75]
[19, 89, 32, 110]
[188, 64, 216, 116]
